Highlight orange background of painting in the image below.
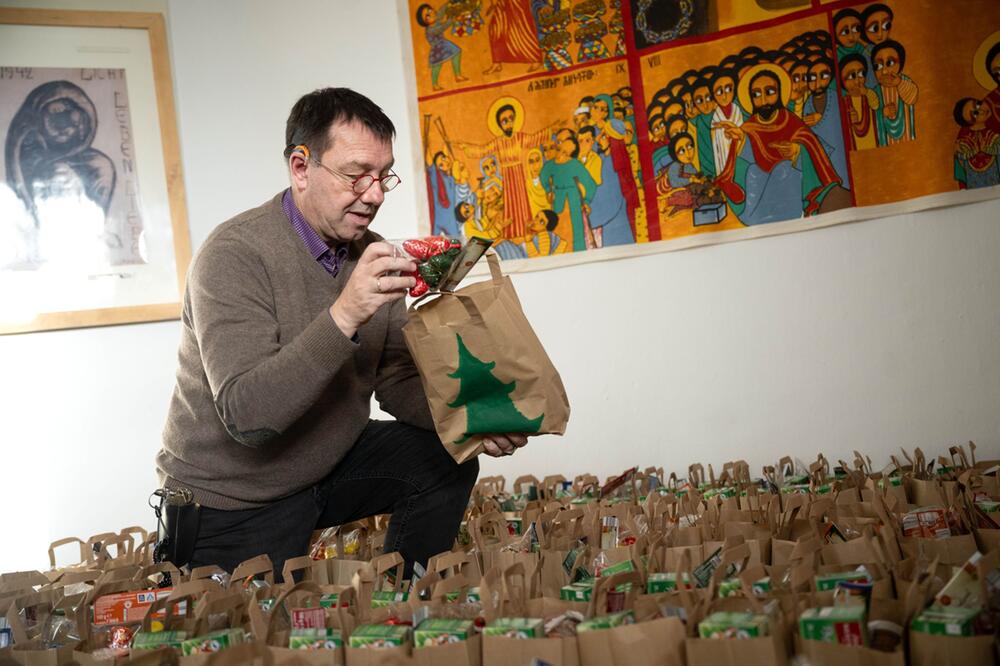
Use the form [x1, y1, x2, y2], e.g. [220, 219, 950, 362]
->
[419, 60, 631, 246]
[845, 0, 1000, 206]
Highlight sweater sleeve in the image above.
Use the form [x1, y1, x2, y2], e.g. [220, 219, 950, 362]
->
[373, 298, 435, 432]
[188, 234, 358, 447]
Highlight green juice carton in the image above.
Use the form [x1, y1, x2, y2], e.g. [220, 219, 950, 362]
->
[814, 570, 870, 591]
[560, 579, 594, 602]
[131, 630, 187, 651]
[598, 559, 636, 577]
[647, 572, 692, 594]
[370, 590, 409, 608]
[577, 610, 635, 633]
[289, 627, 343, 649]
[349, 624, 411, 648]
[910, 606, 979, 636]
[414, 618, 474, 647]
[717, 577, 770, 597]
[180, 628, 246, 655]
[698, 611, 770, 639]
[483, 618, 545, 639]
[318, 593, 339, 608]
[799, 606, 867, 646]
[444, 587, 481, 603]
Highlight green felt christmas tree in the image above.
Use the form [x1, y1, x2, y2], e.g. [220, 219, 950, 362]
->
[447, 334, 543, 444]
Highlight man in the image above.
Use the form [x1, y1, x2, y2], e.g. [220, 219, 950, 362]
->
[833, 8, 865, 63]
[459, 97, 559, 242]
[691, 77, 717, 180]
[839, 53, 880, 151]
[715, 65, 844, 225]
[952, 97, 1000, 190]
[802, 56, 850, 187]
[709, 69, 745, 177]
[156, 88, 528, 576]
[871, 40, 917, 145]
[425, 149, 459, 236]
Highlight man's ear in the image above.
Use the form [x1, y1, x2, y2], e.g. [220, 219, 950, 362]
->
[289, 146, 310, 187]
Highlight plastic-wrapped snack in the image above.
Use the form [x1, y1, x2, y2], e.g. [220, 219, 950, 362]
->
[544, 611, 584, 637]
[309, 525, 362, 560]
[397, 236, 462, 296]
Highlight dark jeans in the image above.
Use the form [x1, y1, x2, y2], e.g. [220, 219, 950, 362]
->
[187, 420, 479, 579]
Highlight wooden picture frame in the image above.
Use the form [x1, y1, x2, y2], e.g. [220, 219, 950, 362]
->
[0, 9, 191, 334]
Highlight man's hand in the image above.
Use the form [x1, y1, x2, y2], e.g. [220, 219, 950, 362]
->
[481, 433, 529, 457]
[329, 242, 417, 338]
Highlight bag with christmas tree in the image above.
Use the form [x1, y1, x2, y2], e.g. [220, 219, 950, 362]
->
[401, 252, 570, 463]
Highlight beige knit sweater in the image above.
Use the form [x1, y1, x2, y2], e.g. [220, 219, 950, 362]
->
[156, 193, 433, 510]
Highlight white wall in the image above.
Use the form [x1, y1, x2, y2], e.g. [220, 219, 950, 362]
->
[1, 0, 998, 574]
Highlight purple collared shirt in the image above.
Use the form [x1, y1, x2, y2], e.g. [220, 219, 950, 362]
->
[282, 189, 349, 276]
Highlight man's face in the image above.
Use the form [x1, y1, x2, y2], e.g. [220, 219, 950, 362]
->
[693, 85, 716, 115]
[542, 139, 558, 160]
[650, 118, 666, 141]
[835, 16, 861, 49]
[578, 131, 594, 157]
[499, 109, 516, 137]
[556, 129, 575, 156]
[298, 120, 392, 243]
[790, 65, 809, 99]
[865, 10, 891, 45]
[593, 100, 609, 121]
[675, 137, 695, 165]
[750, 74, 781, 120]
[841, 60, 866, 95]
[458, 201, 474, 220]
[529, 211, 548, 232]
[483, 158, 497, 178]
[573, 110, 590, 129]
[713, 76, 735, 108]
[963, 99, 990, 126]
[808, 63, 832, 95]
[420, 6, 435, 25]
[681, 91, 696, 118]
[873, 46, 901, 86]
[435, 153, 452, 172]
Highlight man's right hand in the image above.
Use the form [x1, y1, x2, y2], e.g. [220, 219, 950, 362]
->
[329, 242, 417, 338]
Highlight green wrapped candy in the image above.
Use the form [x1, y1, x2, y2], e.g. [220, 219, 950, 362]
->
[419, 262, 443, 287]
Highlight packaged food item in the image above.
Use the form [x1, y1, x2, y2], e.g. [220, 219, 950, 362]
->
[799, 606, 867, 646]
[647, 572, 693, 594]
[397, 236, 462, 296]
[718, 576, 770, 598]
[693, 547, 737, 587]
[349, 624, 411, 648]
[934, 551, 984, 608]
[698, 611, 770, 639]
[560, 579, 594, 602]
[815, 569, 870, 591]
[318, 593, 340, 608]
[444, 587, 481, 603]
[291, 606, 326, 629]
[131, 630, 187, 651]
[371, 590, 409, 608]
[902, 507, 951, 539]
[543, 611, 584, 638]
[180, 628, 247, 655]
[0, 617, 11, 649]
[289, 627, 343, 649]
[437, 236, 492, 292]
[93, 589, 175, 626]
[414, 618, 474, 647]
[600, 516, 620, 550]
[483, 617, 545, 639]
[576, 610, 635, 633]
[910, 606, 979, 636]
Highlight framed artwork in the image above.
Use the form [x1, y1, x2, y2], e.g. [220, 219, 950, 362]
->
[0, 9, 191, 334]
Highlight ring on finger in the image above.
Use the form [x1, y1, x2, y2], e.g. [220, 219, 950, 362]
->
[375, 277, 383, 293]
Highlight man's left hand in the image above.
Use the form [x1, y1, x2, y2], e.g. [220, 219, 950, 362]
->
[481, 433, 529, 457]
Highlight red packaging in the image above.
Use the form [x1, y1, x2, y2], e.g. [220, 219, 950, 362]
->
[93, 589, 175, 626]
[902, 507, 951, 539]
[291, 607, 326, 629]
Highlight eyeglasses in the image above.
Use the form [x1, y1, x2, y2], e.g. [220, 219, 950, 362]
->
[310, 158, 401, 194]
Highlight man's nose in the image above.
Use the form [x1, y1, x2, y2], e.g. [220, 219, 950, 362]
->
[360, 182, 385, 206]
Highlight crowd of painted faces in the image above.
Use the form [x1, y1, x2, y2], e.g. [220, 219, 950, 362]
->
[425, 88, 645, 258]
[645, 4, 928, 228]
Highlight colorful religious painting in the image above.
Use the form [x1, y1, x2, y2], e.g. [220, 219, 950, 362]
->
[406, 0, 1000, 267]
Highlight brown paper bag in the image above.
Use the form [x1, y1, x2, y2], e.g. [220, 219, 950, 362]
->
[402, 253, 570, 463]
[909, 633, 997, 666]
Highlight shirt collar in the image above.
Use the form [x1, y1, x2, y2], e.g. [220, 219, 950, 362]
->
[282, 188, 338, 261]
